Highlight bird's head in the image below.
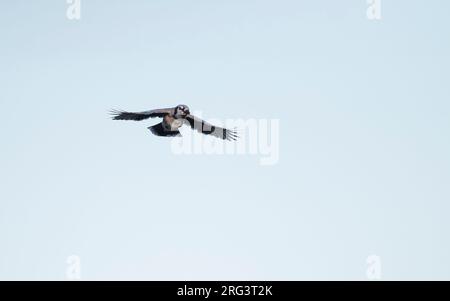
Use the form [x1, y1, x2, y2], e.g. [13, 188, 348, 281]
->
[175, 104, 190, 118]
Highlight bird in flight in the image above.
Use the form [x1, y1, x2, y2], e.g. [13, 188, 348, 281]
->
[110, 105, 238, 141]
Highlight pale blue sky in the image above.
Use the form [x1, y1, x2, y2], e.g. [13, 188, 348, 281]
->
[1, 1, 450, 280]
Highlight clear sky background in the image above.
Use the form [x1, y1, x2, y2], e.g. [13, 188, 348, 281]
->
[1, 1, 449, 280]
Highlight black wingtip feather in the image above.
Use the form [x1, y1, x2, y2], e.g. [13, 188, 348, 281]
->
[224, 128, 239, 141]
[109, 109, 151, 121]
[109, 109, 124, 120]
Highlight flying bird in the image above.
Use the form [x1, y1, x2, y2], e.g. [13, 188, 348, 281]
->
[110, 105, 238, 141]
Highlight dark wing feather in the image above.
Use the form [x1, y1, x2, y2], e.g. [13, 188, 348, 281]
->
[148, 123, 181, 137]
[184, 114, 238, 141]
[110, 108, 173, 121]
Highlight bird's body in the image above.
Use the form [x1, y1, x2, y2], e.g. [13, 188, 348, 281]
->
[111, 104, 238, 141]
[163, 115, 183, 131]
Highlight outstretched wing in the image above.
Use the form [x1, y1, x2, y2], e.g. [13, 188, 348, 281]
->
[184, 114, 238, 141]
[110, 108, 173, 121]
